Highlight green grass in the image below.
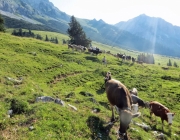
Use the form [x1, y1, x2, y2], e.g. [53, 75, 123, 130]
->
[0, 31, 180, 140]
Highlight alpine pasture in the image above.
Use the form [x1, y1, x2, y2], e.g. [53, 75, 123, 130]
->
[0, 31, 180, 140]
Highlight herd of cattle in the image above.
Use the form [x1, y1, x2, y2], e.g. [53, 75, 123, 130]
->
[68, 44, 137, 63]
[104, 72, 175, 140]
[67, 44, 176, 139]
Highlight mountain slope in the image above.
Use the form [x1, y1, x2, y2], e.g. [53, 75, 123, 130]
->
[0, 0, 70, 33]
[0, 0, 70, 22]
[115, 14, 180, 53]
[85, 19, 178, 56]
[0, 1, 180, 57]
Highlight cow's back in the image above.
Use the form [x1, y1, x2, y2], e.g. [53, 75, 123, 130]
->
[149, 101, 170, 121]
[105, 79, 132, 109]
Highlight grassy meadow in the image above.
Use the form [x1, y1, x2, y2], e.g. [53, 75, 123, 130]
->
[0, 30, 180, 140]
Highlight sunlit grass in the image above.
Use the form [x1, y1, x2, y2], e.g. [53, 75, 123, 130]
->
[0, 31, 180, 140]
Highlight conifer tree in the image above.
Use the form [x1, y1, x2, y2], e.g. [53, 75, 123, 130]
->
[0, 14, 5, 32]
[45, 35, 49, 41]
[167, 59, 172, 66]
[173, 61, 178, 67]
[67, 16, 91, 47]
[55, 37, 58, 44]
[19, 28, 22, 36]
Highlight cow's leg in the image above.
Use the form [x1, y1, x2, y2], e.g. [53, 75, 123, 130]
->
[142, 108, 144, 117]
[154, 115, 157, 124]
[124, 133, 128, 140]
[110, 105, 115, 122]
[151, 112, 157, 124]
[161, 119, 164, 131]
[150, 111, 152, 119]
[150, 111, 154, 123]
[169, 123, 172, 132]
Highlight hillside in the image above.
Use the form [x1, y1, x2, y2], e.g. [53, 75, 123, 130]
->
[0, 32, 180, 140]
[0, 0, 70, 33]
[2, 15, 56, 32]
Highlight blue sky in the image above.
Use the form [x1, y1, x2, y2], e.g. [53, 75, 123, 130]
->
[49, 0, 180, 26]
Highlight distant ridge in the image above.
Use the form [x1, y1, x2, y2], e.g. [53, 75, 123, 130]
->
[115, 14, 180, 56]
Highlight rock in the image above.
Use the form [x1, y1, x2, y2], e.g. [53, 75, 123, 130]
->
[88, 97, 97, 103]
[29, 126, 34, 131]
[92, 108, 100, 113]
[5, 76, 23, 84]
[156, 133, 165, 139]
[54, 98, 65, 106]
[7, 109, 13, 115]
[36, 96, 55, 102]
[134, 122, 151, 131]
[68, 104, 77, 111]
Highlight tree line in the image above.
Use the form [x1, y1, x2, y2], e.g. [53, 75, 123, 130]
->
[12, 28, 43, 40]
[0, 14, 5, 32]
[167, 59, 178, 67]
[45, 35, 58, 44]
[11, 28, 58, 44]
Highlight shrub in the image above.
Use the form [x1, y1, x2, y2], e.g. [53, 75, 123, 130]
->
[10, 98, 29, 114]
[0, 120, 8, 130]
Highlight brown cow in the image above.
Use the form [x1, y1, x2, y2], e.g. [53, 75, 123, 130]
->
[149, 101, 175, 130]
[105, 78, 141, 140]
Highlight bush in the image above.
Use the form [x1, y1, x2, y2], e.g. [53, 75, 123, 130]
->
[10, 98, 29, 114]
[0, 120, 8, 130]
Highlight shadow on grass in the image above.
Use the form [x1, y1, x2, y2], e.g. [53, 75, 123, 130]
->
[62, 51, 79, 55]
[129, 62, 135, 66]
[138, 113, 150, 124]
[96, 86, 106, 95]
[99, 101, 111, 110]
[84, 56, 99, 62]
[117, 61, 123, 66]
[138, 114, 172, 136]
[149, 123, 172, 137]
[117, 60, 131, 66]
[86, 116, 114, 140]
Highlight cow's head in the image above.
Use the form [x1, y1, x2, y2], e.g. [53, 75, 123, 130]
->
[166, 112, 175, 125]
[118, 110, 141, 139]
[131, 104, 138, 114]
[106, 71, 111, 77]
[144, 101, 150, 108]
